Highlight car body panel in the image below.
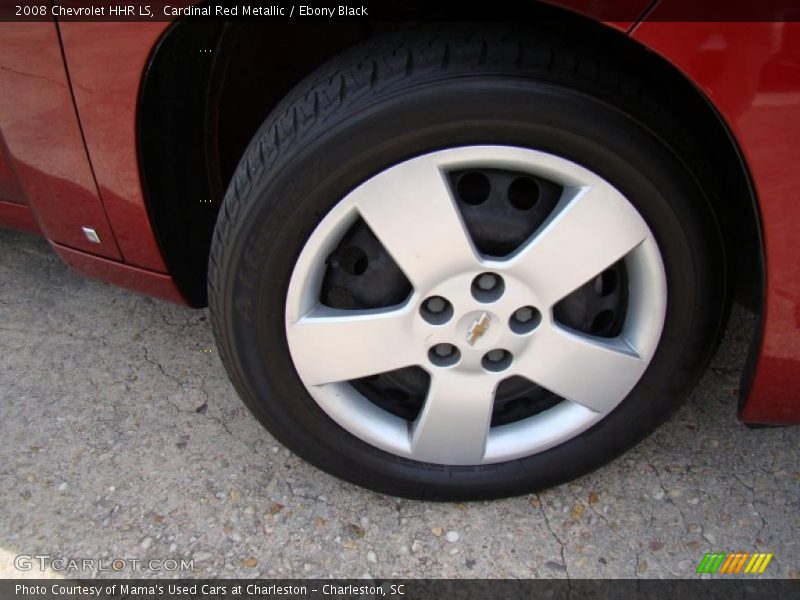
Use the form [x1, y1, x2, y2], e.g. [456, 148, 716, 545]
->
[59, 22, 169, 272]
[0, 199, 39, 234]
[0, 127, 39, 233]
[52, 240, 185, 303]
[0, 132, 27, 205]
[546, 0, 654, 33]
[632, 16, 800, 424]
[0, 5, 798, 424]
[0, 22, 121, 259]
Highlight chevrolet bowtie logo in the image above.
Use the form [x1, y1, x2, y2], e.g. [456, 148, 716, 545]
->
[466, 312, 492, 346]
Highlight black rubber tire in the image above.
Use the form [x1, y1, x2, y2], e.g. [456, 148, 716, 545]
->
[208, 26, 727, 500]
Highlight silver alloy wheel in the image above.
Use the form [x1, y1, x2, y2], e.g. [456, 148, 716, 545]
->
[285, 146, 667, 465]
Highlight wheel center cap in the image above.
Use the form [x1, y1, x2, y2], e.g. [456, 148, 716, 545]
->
[458, 310, 501, 349]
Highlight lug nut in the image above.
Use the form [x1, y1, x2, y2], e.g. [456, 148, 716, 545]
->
[477, 273, 499, 291]
[429, 343, 461, 367]
[509, 305, 541, 335]
[420, 296, 453, 325]
[482, 348, 513, 372]
[433, 343, 455, 358]
[486, 349, 505, 362]
[426, 297, 446, 314]
[514, 307, 534, 322]
[471, 272, 505, 303]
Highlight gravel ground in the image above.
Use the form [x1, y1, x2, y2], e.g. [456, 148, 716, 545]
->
[0, 228, 798, 580]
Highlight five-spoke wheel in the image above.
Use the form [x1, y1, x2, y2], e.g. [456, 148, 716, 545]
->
[209, 27, 725, 498]
[285, 147, 666, 465]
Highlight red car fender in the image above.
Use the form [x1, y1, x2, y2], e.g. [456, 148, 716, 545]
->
[630, 14, 800, 424]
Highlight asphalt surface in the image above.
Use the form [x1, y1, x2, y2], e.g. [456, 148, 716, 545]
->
[0, 228, 798, 580]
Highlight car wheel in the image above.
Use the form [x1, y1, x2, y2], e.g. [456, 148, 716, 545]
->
[208, 27, 726, 499]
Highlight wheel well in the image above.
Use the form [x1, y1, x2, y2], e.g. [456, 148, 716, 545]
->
[138, 10, 763, 314]
[138, 19, 373, 306]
